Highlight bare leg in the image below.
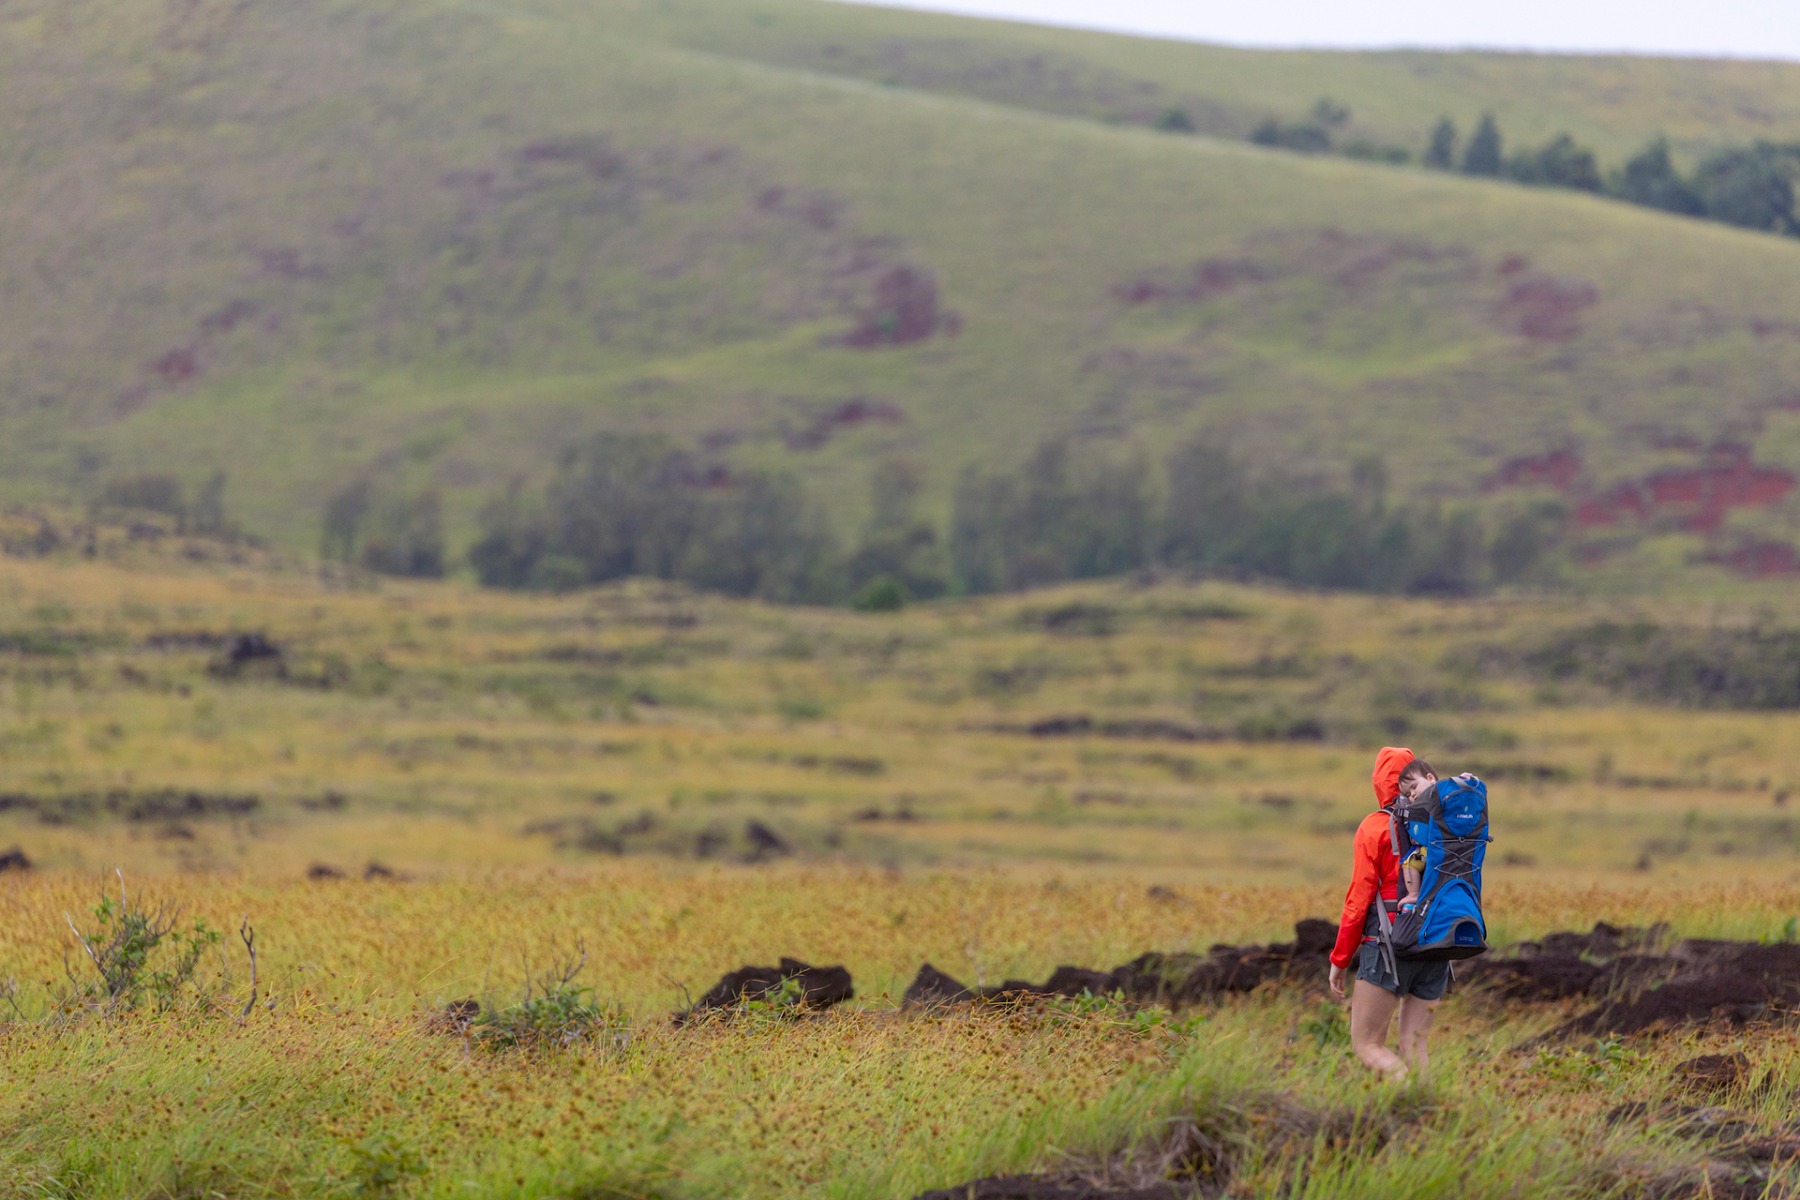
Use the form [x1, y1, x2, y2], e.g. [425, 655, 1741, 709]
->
[1396, 996, 1439, 1072]
[1349, 979, 1406, 1079]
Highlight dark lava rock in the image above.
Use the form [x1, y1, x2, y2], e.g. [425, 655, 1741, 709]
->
[1559, 968, 1780, 1037]
[676, 957, 854, 1024]
[1466, 924, 1800, 1039]
[0, 846, 32, 872]
[1291, 917, 1337, 957]
[226, 632, 282, 665]
[1461, 954, 1602, 1001]
[1027, 714, 1094, 737]
[210, 632, 286, 678]
[913, 1179, 1184, 1200]
[0, 789, 259, 824]
[1508, 920, 1670, 960]
[123, 790, 260, 822]
[900, 920, 1334, 1012]
[903, 964, 975, 1007]
[744, 819, 793, 861]
[1735, 1132, 1800, 1164]
[1673, 1052, 1752, 1095]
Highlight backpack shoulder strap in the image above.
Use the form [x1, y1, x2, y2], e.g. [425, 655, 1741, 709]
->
[1370, 806, 1402, 980]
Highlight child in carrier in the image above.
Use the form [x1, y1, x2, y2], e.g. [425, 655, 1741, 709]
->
[1394, 759, 1436, 914]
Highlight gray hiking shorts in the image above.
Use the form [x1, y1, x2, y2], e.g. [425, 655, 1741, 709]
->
[1357, 942, 1451, 1000]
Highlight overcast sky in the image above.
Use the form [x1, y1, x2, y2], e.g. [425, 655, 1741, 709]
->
[834, 0, 1800, 62]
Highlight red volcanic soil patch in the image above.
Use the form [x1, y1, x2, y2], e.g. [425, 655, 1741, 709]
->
[1487, 445, 1797, 548]
[1485, 448, 1583, 493]
[843, 265, 960, 347]
[1113, 232, 1476, 307]
[200, 299, 258, 336]
[1575, 446, 1794, 532]
[1497, 271, 1598, 341]
[513, 137, 626, 179]
[150, 346, 200, 385]
[784, 397, 905, 451]
[1113, 258, 1273, 305]
[754, 185, 842, 232]
[1710, 540, 1800, 577]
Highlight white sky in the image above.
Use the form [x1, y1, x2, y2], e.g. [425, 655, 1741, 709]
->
[833, 0, 1800, 62]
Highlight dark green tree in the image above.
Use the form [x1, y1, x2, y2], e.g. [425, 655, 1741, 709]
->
[1695, 144, 1797, 233]
[1489, 501, 1566, 584]
[1161, 437, 1250, 567]
[1250, 118, 1332, 154]
[98, 474, 184, 518]
[469, 434, 841, 602]
[1311, 97, 1351, 128]
[359, 489, 445, 578]
[320, 479, 371, 563]
[468, 480, 550, 588]
[848, 459, 949, 600]
[189, 471, 228, 536]
[1612, 138, 1705, 215]
[1462, 113, 1503, 176]
[949, 466, 1016, 595]
[1401, 507, 1487, 596]
[1508, 134, 1602, 192]
[1424, 117, 1458, 169]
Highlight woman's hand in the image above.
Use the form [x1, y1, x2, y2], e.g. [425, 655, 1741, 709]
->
[1328, 963, 1348, 999]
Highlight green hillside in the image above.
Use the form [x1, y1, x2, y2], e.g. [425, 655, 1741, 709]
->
[613, 0, 1800, 160]
[8, 0, 1800, 587]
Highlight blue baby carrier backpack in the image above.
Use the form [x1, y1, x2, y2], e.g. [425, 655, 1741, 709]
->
[1378, 773, 1490, 966]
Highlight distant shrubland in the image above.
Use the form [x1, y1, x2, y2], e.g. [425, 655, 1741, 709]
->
[461, 435, 1562, 604]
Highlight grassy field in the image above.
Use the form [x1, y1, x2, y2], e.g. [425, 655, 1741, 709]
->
[6, 517, 1800, 885]
[12, 1, 1800, 586]
[0, 534, 1797, 1194]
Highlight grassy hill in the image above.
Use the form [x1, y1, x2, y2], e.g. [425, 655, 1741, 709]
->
[616, 0, 1800, 160]
[9, 0, 1800, 586]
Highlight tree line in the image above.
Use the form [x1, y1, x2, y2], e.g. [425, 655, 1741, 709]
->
[381, 433, 1571, 606]
[1235, 98, 1799, 237]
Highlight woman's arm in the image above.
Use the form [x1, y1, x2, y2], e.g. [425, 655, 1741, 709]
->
[1330, 813, 1387, 969]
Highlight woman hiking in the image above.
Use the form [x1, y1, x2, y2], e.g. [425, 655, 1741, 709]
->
[1327, 746, 1450, 1080]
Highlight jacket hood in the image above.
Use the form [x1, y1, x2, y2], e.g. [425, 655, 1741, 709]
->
[1371, 746, 1415, 808]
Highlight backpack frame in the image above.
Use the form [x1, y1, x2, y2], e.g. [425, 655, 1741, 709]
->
[1373, 773, 1491, 972]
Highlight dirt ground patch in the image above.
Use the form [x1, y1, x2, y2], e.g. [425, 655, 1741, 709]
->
[1462, 921, 1800, 1037]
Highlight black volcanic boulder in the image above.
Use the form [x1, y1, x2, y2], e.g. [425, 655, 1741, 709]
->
[899, 919, 1339, 1011]
[902, 964, 974, 1007]
[675, 957, 853, 1024]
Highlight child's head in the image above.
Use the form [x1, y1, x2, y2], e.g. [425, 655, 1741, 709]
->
[1397, 758, 1437, 801]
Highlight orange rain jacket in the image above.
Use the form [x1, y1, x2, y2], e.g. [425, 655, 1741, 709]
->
[1329, 745, 1415, 969]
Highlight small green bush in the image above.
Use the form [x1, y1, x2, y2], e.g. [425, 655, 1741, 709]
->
[851, 576, 906, 612]
[471, 985, 630, 1053]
